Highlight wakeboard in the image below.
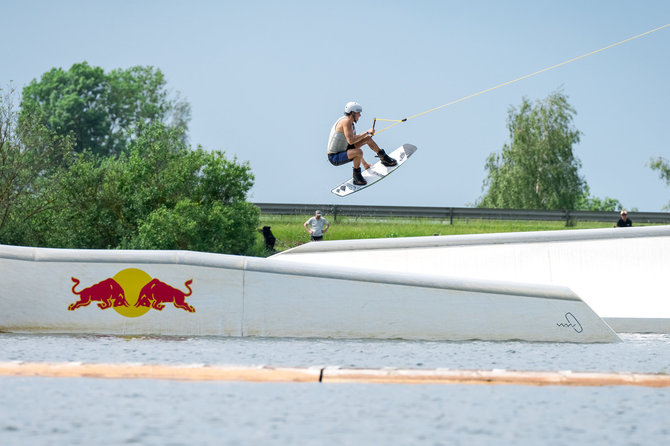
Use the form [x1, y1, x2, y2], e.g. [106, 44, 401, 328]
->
[331, 143, 417, 197]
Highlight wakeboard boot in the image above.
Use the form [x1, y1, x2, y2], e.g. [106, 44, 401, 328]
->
[378, 149, 398, 167]
[353, 167, 367, 186]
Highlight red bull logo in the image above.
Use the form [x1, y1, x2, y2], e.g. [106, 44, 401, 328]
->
[69, 277, 129, 311]
[68, 268, 195, 317]
[136, 278, 195, 313]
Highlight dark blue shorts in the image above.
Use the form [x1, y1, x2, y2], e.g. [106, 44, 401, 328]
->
[328, 145, 355, 166]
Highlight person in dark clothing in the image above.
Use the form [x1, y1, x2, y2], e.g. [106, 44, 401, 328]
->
[616, 210, 632, 227]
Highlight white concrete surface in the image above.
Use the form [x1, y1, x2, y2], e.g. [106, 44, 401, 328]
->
[274, 225, 670, 333]
[0, 244, 619, 342]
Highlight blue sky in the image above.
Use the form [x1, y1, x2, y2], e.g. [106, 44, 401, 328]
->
[3, 0, 669, 211]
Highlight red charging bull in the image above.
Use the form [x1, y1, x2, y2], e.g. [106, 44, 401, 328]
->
[68, 277, 129, 311]
[68, 269, 195, 316]
[135, 278, 195, 313]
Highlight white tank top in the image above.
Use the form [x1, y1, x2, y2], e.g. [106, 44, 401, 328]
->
[327, 117, 354, 154]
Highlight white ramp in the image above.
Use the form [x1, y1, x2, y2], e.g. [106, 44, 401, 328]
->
[274, 225, 670, 333]
[0, 244, 618, 342]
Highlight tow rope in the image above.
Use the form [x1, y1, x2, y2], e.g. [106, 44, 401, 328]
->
[373, 23, 670, 135]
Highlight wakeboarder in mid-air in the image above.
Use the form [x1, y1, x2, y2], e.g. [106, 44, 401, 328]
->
[327, 102, 397, 186]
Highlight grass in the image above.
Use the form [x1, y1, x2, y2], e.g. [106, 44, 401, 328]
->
[259, 214, 620, 253]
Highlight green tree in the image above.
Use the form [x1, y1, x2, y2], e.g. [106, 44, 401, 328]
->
[20, 62, 190, 157]
[478, 90, 586, 210]
[0, 85, 74, 244]
[650, 156, 670, 209]
[31, 123, 261, 255]
[575, 185, 624, 212]
[130, 199, 261, 254]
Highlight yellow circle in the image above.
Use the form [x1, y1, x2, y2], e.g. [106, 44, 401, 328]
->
[113, 268, 152, 318]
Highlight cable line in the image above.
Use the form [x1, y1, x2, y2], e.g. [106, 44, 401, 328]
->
[374, 23, 670, 134]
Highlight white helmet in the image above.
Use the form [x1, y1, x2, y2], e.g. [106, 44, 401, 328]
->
[344, 101, 363, 114]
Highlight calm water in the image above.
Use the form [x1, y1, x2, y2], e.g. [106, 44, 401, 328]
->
[1, 333, 669, 445]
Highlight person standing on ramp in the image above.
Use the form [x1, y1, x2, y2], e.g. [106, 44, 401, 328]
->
[327, 102, 397, 186]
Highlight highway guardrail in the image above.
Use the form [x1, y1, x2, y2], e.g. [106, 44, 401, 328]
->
[254, 203, 670, 224]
